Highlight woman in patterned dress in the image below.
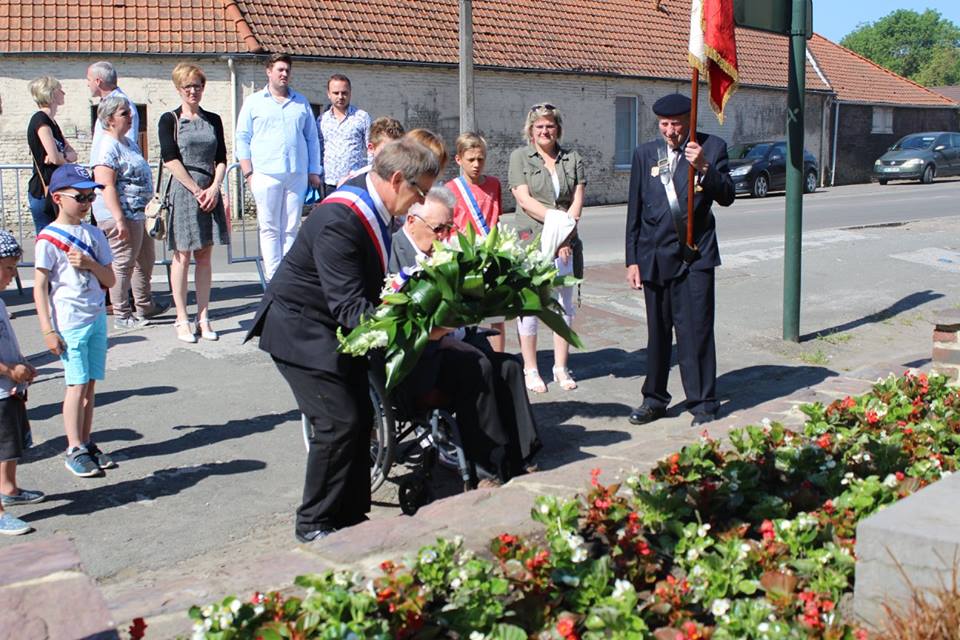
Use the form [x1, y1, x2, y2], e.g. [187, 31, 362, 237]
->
[158, 63, 229, 343]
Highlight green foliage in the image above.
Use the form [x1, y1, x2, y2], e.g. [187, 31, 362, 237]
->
[189, 371, 959, 639]
[840, 9, 960, 86]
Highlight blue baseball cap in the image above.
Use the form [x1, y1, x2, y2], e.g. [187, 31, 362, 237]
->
[48, 164, 103, 193]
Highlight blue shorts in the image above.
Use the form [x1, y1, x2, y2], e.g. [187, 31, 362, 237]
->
[59, 313, 108, 385]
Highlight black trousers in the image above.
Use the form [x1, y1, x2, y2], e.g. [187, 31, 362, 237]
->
[641, 268, 718, 416]
[486, 351, 541, 470]
[274, 357, 372, 534]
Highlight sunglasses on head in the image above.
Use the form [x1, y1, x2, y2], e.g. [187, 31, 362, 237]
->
[530, 103, 556, 112]
[60, 192, 98, 203]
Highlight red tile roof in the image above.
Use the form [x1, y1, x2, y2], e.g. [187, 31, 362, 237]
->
[807, 35, 955, 107]
[232, 0, 830, 91]
[929, 86, 960, 104]
[0, 0, 246, 54]
[1, 0, 954, 109]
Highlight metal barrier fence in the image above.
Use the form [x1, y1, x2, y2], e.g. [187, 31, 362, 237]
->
[0, 161, 266, 291]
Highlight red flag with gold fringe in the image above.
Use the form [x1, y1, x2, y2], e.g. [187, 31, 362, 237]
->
[688, 0, 739, 123]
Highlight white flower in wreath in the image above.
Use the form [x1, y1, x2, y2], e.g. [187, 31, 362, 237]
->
[711, 598, 731, 617]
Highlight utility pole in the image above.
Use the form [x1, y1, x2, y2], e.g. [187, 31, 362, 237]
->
[459, 0, 476, 133]
[782, 0, 807, 341]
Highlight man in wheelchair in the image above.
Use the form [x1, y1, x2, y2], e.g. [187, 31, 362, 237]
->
[389, 187, 541, 486]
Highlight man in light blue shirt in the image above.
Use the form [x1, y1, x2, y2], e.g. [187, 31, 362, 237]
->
[236, 54, 322, 281]
[318, 74, 371, 192]
[86, 61, 140, 162]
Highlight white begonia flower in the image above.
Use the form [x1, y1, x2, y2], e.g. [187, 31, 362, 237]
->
[757, 622, 770, 633]
[420, 549, 438, 564]
[539, 502, 551, 515]
[686, 548, 700, 561]
[729, 482, 740, 492]
[697, 523, 712, 537]
[883, 473, 899, 487]
[572, 546, 588, 562]
[691, 564, 706, 577]
[761, 418, 772, 428]
[825, 459, 837, 469]
[229, 599, 242, 614]
[201, 605, 214, 618]
[612, 579, 634, 600]
[780, 520, 792, 531]
[841, 471, 855, 485]
[711, 598, 731, 617]
[253, 604, 265, 616]
[450, 577, 462, 590]
[470, 632, 486, 640]
[616, 528, 627, 540]
[366, 580, 377, 597]
[218, 613, 233, 629]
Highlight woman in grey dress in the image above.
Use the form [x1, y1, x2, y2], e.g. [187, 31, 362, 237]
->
[158, 63, 229, 343]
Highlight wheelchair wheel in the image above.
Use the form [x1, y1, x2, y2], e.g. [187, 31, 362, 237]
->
[398, 476, 429, 516]
[369, 372, 396, 492]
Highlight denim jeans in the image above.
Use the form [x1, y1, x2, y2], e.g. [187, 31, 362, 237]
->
[28, 193, 54, 235]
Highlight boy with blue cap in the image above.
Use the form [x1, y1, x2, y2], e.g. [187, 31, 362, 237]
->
[34, 164, 117, 477]
[0, 230, 42, 535]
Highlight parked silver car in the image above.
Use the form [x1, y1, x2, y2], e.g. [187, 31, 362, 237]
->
[872, 131, 960, 185]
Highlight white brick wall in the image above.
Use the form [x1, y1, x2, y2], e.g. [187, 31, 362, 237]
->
[1, 53, 829, 231]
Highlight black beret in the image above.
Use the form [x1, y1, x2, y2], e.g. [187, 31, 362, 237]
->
[652, 93, 692, 117]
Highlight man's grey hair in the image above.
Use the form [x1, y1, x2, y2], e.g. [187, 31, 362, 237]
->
[425, 184, 456, 211]
[88, 61, 118, 88]
[97, 94, 128, 127]
[372, 139, 440, 182]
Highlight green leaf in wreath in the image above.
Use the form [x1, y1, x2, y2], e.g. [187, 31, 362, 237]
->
[380, 292, 409, 305]
[537, 308, 584, 348]
[462, 272, 484, 298]
[408, 280, 442, 316]
[519, 288, 543, 312]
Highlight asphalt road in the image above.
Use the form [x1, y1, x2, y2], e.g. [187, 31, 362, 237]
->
[560, 176, 960, 265]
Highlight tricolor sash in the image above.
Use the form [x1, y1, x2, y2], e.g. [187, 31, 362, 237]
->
[323, 185, 391, 273]
[387, 266, 417, 293]
[36, 225, 100, 261]
[451, 176, 490, 237]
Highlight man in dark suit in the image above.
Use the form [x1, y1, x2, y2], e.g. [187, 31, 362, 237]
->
[389, 187, 541, 482]
[624, 94, 735, 427]
[246, 139, 440, 542]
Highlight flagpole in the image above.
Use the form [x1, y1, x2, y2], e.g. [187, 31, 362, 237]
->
[687, 68, 699, 248]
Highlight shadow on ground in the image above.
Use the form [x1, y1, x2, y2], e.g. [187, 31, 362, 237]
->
[717, 363, 835, 416]
[800, 290, 943, 342]
[111, 409, 299, 461]
[21, 459, 266, 521]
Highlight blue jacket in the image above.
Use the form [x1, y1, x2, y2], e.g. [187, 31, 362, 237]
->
[625, 132, 735, 285]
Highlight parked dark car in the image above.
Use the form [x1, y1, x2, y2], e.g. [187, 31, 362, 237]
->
[728, 141, 819, 198]
[872, 131, 960, 185]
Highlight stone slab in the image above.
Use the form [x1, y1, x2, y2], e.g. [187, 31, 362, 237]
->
[0, 536, 82, 588]
[0, 573, 116, 639]
[854, 471, 960, 628]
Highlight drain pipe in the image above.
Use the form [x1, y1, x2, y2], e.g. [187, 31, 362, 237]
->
[819, 96, 830, 187]
[830, 100, 840, 186]
[227, 56, 238, 221]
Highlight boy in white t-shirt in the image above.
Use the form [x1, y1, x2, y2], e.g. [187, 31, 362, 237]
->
[34, 165, 116, 478]
[0, 231, 42, 535]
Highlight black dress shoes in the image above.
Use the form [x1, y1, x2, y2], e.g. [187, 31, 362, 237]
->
[628, 405, 666, 425]
[295, 526, 337, 543]
[690, 412, 717, 428]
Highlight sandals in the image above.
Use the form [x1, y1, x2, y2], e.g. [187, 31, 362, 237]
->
[174, 319, 197, 344]
[196, 317, 219, 341]
[524, 369, 547, 394]
[552, 366, 577, 391]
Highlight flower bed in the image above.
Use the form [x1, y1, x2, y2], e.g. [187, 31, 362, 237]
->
[189, 371, 958, 639]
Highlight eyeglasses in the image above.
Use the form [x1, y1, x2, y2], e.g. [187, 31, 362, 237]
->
[60, 192, 98, 203]
[407, 180, 428, 200]
[115, 110, 131, 118]
[530, 103, 556, 112]
[412, 213, 453, 236]
[180, 84, 204, 92]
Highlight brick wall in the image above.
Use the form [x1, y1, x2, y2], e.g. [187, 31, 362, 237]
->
[832, 103, 960, 185]
[1, 53, 831, 231]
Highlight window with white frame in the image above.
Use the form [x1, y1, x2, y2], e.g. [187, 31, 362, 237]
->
[614, 96, 638, 167]
[871, 106, 893, 134]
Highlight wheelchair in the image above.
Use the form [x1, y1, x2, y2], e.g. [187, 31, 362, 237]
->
[300, 367, 478, 516]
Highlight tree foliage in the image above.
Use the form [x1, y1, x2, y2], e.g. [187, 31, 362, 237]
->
[840, 9, 960, 86]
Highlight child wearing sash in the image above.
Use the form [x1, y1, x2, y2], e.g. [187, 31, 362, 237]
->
[449, 132, 505, 352]
[34, 165, 116, 478]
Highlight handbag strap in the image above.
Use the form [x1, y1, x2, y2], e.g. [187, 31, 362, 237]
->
[32, 156, 49, 196]
[156, 110, 180, 198]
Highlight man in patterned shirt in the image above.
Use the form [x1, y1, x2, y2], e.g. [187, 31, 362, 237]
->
[318, 74, 371, 194]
